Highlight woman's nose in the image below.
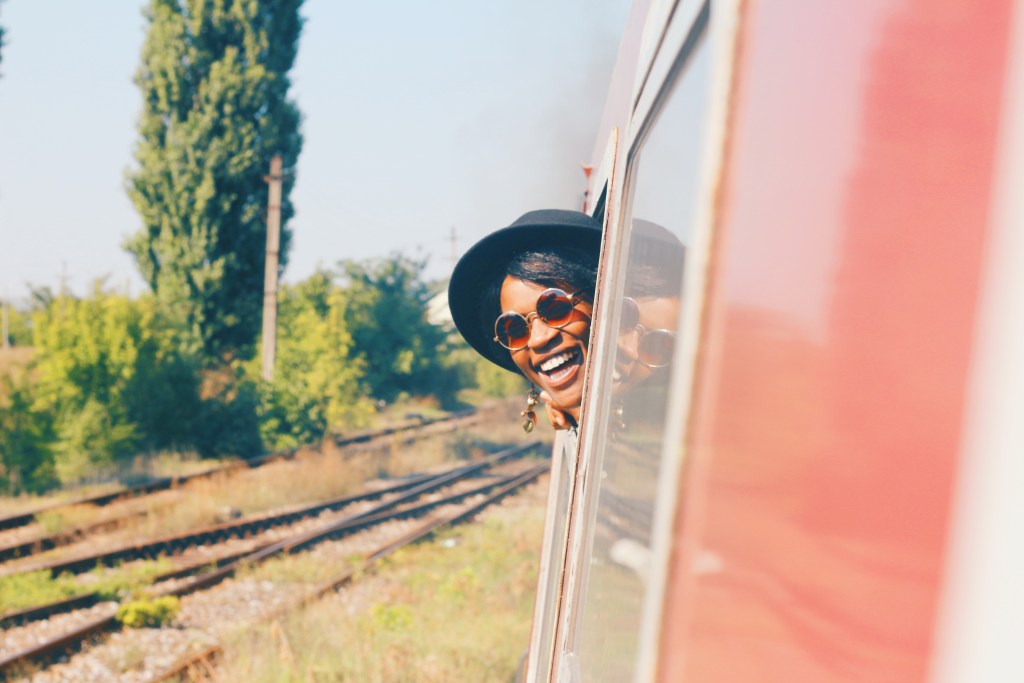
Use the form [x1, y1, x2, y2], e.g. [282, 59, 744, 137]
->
[526, 316, 559, 349]
[616, 327, 641, 362]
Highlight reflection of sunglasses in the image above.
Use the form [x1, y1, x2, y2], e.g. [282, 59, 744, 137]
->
[494, 288, 585, 350]
[621, 297, 675, 368]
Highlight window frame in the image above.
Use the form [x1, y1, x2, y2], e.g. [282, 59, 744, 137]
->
[541, 0, 743, 679]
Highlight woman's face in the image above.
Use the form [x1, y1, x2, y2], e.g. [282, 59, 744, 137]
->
[613, 294, 681, 395]
[499, 276, 592, 420]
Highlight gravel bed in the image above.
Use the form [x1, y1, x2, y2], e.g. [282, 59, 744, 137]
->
[9, 474, 547, 682]
[2, 496, 385, 582]
[0, 602, 118, 660]
[26, 627, 216, 683]
[1, 411, 523, 578]
[174, 578, 310, 634]
[5, 417, 540, 681]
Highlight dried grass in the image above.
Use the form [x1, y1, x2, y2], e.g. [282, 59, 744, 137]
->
[218, 496, 546, 683]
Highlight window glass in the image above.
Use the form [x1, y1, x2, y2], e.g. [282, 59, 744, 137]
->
[569, 30, 712, 681]
[530, 429, 577, 680]
[528, 191, 607, 681]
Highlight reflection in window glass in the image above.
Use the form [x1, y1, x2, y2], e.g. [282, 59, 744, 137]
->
[570, 33, 711, 681]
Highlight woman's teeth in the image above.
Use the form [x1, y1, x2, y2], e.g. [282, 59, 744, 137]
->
[540, 350, 576, 374]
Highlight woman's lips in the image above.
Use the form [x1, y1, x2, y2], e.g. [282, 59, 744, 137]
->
[539, 347, 583, 390]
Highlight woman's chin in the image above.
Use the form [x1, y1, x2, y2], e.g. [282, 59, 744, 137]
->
[539, 371, 584, 417]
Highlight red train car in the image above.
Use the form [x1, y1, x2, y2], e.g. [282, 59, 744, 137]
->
[525, 0, 1024, 680]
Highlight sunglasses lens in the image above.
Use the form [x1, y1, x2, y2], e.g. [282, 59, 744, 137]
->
[536, 289, 575, 327]
[638, 329, 675, 368]
[620, 297, 640, 331]
[495, 313, 530, 349]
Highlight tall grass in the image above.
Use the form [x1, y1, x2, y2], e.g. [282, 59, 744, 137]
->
[217, 502, 546, 682]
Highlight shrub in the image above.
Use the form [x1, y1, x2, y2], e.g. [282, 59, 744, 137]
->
[31, 288, 207, 481]
[339, 256, 449, 403]
[255, 272, 373, 450]
[475, 354, 526, 398]
[52, 399, 138, 484]
[116, 595, 180, 628]
[0, 374, 56, 493]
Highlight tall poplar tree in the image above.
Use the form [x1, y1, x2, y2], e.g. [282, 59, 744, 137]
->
[127, 0, 303, 361]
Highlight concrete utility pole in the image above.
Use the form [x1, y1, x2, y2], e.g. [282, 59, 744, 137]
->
[261, 155, 283, 382]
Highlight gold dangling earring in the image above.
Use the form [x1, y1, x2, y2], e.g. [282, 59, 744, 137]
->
[521, 387, 540, 433]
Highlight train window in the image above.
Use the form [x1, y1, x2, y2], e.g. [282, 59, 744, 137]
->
[525, 183, 610, 682]
[561, 15, 713, 682]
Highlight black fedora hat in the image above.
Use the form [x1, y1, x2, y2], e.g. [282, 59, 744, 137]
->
[448, 209, 603, 374]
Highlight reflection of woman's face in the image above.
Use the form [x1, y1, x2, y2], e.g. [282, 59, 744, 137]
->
[499, 276, 592, 420]
[613, 295, 681, 395]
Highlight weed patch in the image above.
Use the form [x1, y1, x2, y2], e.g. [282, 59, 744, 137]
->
[116, 595, 180, 628]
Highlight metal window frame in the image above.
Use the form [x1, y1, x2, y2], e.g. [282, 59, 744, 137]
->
[539, 0, 745, 679]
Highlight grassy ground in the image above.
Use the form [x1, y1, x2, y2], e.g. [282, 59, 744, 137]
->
[0, 400, 542, 615]
[0, 559, 173, 613]
[215, 488, 547, 683]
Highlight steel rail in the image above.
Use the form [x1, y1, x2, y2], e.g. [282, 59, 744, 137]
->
[151, 462, 548, 682]
[4, 469, 450, 578]
[160, 443, 541, 597]
[0, 593, 101, 630]
[0, 444, 541, 676]
[0, 448, 532, 627]
[0, 409, 478, 532]
[150, 645, 223, 683]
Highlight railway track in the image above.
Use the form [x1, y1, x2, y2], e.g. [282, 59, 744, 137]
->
[0, 408, 478, 534]
[0, 408, 485, 568]
[153, 462, 547, 682]
[0, 443, 544, 679]
[0, 452, 523, 624]
[1, 469, 444, 579]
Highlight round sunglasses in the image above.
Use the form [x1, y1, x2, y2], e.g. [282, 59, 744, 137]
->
[493, 288, 586, 350]
[620, 297, 675, 368]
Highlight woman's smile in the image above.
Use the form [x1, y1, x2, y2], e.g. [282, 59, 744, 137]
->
[534, 347, 583, 386]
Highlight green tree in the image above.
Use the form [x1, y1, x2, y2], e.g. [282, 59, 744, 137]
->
[0, 376, 56, 493]
[30, 287, 209, 482]
[339, 255, 453, 404]
[126, 0, 304, 361]
[256, 271, 373, 449]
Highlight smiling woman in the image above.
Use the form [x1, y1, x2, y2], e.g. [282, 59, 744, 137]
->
[447, 209, 601, 430]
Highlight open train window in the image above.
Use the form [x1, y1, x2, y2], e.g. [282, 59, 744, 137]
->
[554, 3, 714, 680]
[525, 178, 611, 683]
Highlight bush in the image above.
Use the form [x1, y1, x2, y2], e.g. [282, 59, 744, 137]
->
[474, 353, 527, 398]
[255, 272, 374, 450]
[0, 374, 56, 493]
[29, 286, 219, 479]
[52, 399, 138, 484]
[193, 363, 264, 458]
[116, 595, 180, 628]
[339, 256, 449, 403]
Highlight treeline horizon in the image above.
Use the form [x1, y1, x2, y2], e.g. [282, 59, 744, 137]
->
[0, 1, 527, 495]
[0, 255, 522, 495]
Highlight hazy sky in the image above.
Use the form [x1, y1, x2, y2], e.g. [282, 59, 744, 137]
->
[0, 1, 630, 302]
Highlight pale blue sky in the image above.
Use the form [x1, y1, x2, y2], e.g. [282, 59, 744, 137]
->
[0, 0, 629, 302]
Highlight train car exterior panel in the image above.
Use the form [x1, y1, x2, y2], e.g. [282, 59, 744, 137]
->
[659, 1, 1015, 681]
